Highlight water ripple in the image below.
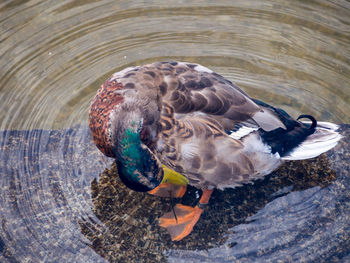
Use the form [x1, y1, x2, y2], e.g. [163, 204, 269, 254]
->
[0, 0, 349, 262]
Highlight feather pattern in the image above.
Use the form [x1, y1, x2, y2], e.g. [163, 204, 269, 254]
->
[89, 61, 341, 190]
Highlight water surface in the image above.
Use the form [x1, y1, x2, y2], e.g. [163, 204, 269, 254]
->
[0, 0, 349, 262]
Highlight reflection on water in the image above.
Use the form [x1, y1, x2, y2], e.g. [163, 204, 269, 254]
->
[0, 0, 349, 262]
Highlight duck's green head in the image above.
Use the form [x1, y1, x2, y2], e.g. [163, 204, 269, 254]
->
[112, 114, 163, 192]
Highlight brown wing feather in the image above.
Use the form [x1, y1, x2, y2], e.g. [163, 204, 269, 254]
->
[113, 62, 262, 131]
[155, 62, 262, 129]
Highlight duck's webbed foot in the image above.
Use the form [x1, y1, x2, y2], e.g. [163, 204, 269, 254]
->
[159, 189, 213, 241]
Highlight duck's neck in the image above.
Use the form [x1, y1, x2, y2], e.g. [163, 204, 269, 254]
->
[113, 117, 163, 192]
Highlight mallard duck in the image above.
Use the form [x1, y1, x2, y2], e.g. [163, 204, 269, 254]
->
[89, 61, 341, 241]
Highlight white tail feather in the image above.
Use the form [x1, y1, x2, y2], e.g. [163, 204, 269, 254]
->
[282, 121, 342, 160]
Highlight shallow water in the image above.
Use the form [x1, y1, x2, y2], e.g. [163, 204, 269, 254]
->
[0, 0, 349, 262]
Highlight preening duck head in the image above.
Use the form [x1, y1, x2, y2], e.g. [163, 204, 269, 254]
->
[110, 101, 163, 192]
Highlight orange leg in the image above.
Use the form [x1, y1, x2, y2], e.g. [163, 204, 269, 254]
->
[159, 189, 214, 241]
[148, 183, 187, 198]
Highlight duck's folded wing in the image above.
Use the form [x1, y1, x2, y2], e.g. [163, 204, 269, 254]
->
[159, 62, 286, 132]
[112, 61, 286, 133]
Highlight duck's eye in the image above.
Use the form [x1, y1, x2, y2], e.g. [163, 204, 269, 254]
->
[140, 126, 151, 145]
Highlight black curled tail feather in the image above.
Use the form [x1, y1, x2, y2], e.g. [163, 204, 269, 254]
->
[297, 115, 317, 130]
[259, 113, 317, 157]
